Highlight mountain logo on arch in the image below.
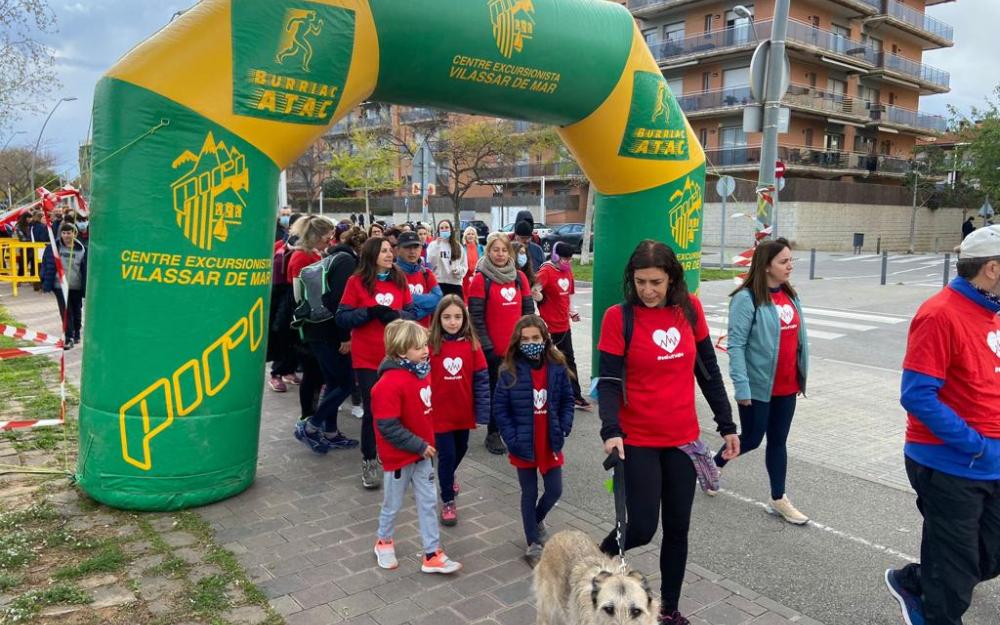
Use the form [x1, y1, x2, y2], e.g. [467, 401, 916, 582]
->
[668, 176, 703, 251]
[489, 0, 535, 59]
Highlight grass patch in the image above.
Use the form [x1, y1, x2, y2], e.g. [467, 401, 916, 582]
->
[53, 544, 127, 580]
[2, 583, 91, 622]
[0, 304, 75, 422]
[187, 575, 230, 616]
[0, 572, 22, 592]
[146, 556, 191, 578]
[700, 267, 743, 282]
[570, 259, 593, 282]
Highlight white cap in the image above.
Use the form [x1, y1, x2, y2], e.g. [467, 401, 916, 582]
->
[960, 224, 1000, 259]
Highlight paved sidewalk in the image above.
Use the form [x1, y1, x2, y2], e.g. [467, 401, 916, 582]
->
[2, 286, 826, 625]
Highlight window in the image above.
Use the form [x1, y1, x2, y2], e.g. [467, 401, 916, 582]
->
[702, 72, 712, 91]
[725, 7, 753, 45]
[804, 128, 814, 147]
[880, 140, 892, 155]
[723, 67, 750, 88]
[825, 132, 845, 152]
[698, 128, 709, 148]
[888, 92, 896, 105]
[704, 14, 713, 33]
[571, 224, 584, 234]
[827, 78, 847, 96]
[663, 22, 685, 42]
[667, 77, 683, 96]
[641, 27, 656, 44]
[831, 24, 851, 39]
[808, 16, 820, 28]
[720, 126, 746, 148]
[862, 34, 883, 53]
[858, 85, 880, 106]
[806, 72, 817, 87]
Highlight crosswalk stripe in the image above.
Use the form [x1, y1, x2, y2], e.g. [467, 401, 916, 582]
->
[801, 307, 907, 324]
[710, 314, 875, 332]
[706, 316, 846, 340]
[861, 255, 911, 262]
[891, 256, 936, 264]
[705, 323, 843, 341]
[833, 255, 880, 262]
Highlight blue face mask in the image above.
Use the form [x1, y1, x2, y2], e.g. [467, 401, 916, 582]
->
[517, 253, 528, 268]
[376, 271, 391, 281]
[76, 220, 89, 232]
[519, 342, 545, 360]
[398, 356, 431, 379]
[439, 230, 451, 240]
[279, 215, 290, 227]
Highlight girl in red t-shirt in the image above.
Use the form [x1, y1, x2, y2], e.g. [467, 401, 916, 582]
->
[467, 232, 534, 456]
[493, 315, 575, 567]
[596, 240, 738, 625]
[428, 295, 490, 526]
[716, 238, 810, 526]
[336, 237, 415, 490]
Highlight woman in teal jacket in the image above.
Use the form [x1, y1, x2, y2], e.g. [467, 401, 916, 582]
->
[713, 238, 810, 525]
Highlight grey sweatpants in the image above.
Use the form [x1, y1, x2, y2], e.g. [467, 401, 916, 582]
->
[377, 458, 440, 554]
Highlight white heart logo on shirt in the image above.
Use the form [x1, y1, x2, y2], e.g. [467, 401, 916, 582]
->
[409, 283, 424, 295]
[419, 386, 432, 408]
[443, 357, 463, 376]
[500, 287, 517, 302]
[557, 278, 570, 292]
[988, 330, 1000, 357]
[533, 389, 547, 410]
[778, 304, 795, 325]
[652, 328, 681, 353]
[375, 293, 394, 307]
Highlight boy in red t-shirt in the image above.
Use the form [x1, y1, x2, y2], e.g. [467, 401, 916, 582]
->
[535, 242, 590, 409]
[372, 320, 461, 575]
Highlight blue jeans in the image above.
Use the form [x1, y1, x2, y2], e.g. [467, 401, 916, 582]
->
[306, 341, 354, 434]
[435, 430, 470, 504]
[516, 467, 562, 546]
[715, 394, 796, 500]
[377, 459, 439, 554]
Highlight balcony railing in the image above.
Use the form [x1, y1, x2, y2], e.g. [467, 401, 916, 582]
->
[628, 0, 698, 13]
[676, 87, 752, 113]
[705, 145, 910, 176]
[677, 84, 867, 119]
[885, 0, 954, 43]
[783, 19, 879, 64]
[482, 161, 583, 180]
[874, 52, 950, 89]
[356, 113, 391, 129]
[871, 105, 948, 133]
[399, 107, 443, 124]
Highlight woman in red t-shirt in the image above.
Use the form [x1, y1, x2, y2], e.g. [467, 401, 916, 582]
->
[596, 240, 738, 625]
[716, 238, 810, 526]
[467, 232, 534, 455]
[461, 227, 483, 293]
[428, 295, 490, 526]
[336, 237, 415, 490]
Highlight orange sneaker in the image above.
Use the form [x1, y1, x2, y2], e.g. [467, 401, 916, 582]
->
[373, 539, 398, 569]
[421, 548, 461, 574]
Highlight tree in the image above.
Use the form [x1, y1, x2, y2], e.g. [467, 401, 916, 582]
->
[288, 140, 329, 212]
[0, 146, 55, 208]
[328, 128, 399, 225]
[1, 1, 60, 130]
[948, 86, 1000, 202]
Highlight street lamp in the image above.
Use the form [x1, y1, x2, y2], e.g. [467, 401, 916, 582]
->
[30, 97, 77, 195]
[2, 130, 26, 151]
[733, 5, 760, 44]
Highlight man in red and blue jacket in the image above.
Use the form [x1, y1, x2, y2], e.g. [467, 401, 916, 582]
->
[885, 225, 1000, 625]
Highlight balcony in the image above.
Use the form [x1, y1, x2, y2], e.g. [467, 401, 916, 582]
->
[866, 1, 954, 49]
[828, 0, 881, 13]
[783, 19, 879, 67]
[676, 87, 752, 117]
[356, 112, 391, 129]
[871, 51, 950, 93]
[869, 105, 948, 134]
[328, 117, 352, 136]
[704, 145, 911, 179]
[627, 0, 704, 18]
[481, 161, 584, 182]
[677, 84, 868, 122]
[399, 107, 445, 125]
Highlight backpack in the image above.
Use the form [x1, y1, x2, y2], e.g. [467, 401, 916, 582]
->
[291, 252, 349, 327]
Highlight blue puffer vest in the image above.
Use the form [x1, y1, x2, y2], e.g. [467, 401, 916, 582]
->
[493, 357, 575, 462]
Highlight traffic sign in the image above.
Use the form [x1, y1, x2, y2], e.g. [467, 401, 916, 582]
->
[715, 175, 736, 197]
[775, 161, 786, 179]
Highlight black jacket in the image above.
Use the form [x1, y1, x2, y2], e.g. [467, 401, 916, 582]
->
[303, 244, 358, 344]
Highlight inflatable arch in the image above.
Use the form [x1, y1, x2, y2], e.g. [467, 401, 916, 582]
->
[80, 0, 706, 510]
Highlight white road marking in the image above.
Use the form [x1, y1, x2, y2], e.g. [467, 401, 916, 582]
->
[718, 488, 918, 563]
[714, 314, 873, 332]
[801, 307, 907, 324]
[833, 255, 880, 262]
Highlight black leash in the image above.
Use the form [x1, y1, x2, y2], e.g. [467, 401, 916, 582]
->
[603, 452, 628, 571]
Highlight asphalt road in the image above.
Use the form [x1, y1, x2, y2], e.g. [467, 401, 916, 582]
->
[462, 274, 1000, 625]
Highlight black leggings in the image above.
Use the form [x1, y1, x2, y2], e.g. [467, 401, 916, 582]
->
[486, 358, 500, 435]
[600, 446, 695, 614]
[435, 430, 470, 504]
[439, 282, 463, 299]
[551, 330, 582, 401]
[298, 351, 321, 419]
[356, 368, 378, 460]
[517, 467, 563, 546]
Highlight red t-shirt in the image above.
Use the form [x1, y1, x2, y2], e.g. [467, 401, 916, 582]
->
[536, 264, 574, 334]
[904, 286, 1000, 444]
[770, 290, 801, 396]
[597, 298, 709, 447]
[509, 364, 565, 474]
[371, 368, 435, 471]
[404, 269, 439, 328]
[430, 338, 487, 433]
[339, 274, 414, 370]
[286, 250, 321, 282]
[467, 271, 532, 355]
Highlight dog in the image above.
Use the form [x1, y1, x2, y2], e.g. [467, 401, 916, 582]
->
[533, 530, 659, 625]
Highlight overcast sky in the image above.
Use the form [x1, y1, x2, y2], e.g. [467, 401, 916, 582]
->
[6, 0, 1000, 178]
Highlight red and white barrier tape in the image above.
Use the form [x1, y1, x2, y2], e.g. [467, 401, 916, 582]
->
[0, 322, 67, 430]
[0, 323, 63, 348]
[0, 419, 63, 432]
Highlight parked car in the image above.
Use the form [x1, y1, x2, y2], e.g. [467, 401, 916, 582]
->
[460, 220, 490, 245]
[540, 222, 592, 254]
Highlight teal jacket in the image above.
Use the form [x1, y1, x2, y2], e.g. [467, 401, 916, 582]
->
[727, 288, 809, 402]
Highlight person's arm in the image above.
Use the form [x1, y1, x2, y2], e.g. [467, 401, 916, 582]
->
[597, 351, 625, 441]
[468, 296, 496, 356]
[473, 367, 491, 425]
[557, 367, 575, 437]
[492, 369, 516, 448]
[334, 278, 373, 329]
[321, 256, 353, 314]
[694, 337, 736, 435]
[901, 370, 988, 457]
[451, 250, 468, 279]
[519, 273, 535, 315]
[399, 302, 417, 321]
[726, 291, 755, 402]
[377, 418, 429, 455]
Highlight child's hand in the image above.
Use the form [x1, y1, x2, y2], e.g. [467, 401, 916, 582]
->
[338, 341, 351, 355]
[423, 445, 437, 459]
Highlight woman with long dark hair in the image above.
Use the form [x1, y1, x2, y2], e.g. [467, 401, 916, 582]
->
[426, 219, 467, 298]
[336, 237, 416, 490]
[596, 240, 738, 625]
[711, 237, 810, 525]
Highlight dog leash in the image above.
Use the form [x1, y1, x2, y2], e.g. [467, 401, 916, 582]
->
[603, 452, 628, 573]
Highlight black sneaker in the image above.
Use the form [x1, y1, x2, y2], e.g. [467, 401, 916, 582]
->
[323, 431, 360, 450]
[659, 610, 690, 625]
[884, 569, 925, 625]
[484, 432, 506, 455]
[294, 421, 331, 454]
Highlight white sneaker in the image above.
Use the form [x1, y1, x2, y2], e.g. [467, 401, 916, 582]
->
[767, 495, 809, 525]
[351, 405, 364, 419]
[421, 549, 462, 574]
[374, 539, 398, 569]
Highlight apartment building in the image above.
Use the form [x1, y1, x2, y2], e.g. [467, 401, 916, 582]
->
[630, 0, 954, 182]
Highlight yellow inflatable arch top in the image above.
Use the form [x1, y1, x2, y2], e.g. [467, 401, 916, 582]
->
[80, 0, 706, 510]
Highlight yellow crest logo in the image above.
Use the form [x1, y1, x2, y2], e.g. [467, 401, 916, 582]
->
[171, 132, 249, 251]
[275, 8, 325, 72]
[669, 177, 703, 250]
[489, 0, 535, 59]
